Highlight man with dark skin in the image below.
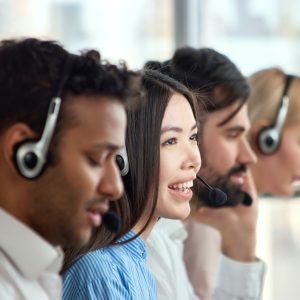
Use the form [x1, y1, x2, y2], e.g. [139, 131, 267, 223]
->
[0, 38, 138, 300]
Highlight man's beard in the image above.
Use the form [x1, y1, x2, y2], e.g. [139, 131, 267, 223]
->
[196, 164, 248, 207]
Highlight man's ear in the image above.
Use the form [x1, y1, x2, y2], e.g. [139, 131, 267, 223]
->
[2, 123, 37, 175]
[249, 120, 271, 154]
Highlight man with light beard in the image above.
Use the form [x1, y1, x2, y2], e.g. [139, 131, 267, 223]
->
[145, 48, 266, 300]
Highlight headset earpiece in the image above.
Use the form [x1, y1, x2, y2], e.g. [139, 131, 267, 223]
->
[257, 74, 294, 155]
[13, 97, 62, 179]
[116, 147, 129, 176]
[13, 57, 72, 179]
[14, 138, 45, 179]
[257, 125, 281, 155]
[116, 147, 133, 198]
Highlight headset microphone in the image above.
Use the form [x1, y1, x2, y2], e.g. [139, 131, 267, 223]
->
[197, 175, 253, 207]
[242, 192, 253, 206]
[103, 211, 121, 233]
[196, 175, 228, 206]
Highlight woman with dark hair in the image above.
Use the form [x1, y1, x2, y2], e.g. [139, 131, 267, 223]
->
[145, 48, 264, 300]
[62, 69, 201, 299]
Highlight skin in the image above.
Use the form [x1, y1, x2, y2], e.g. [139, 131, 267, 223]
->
[0, 95, 126, 247]
[195, 101, 258, 261]
[156, 93, 201, 220]
[252, 121, 300, 196]
[136, 93, 201, 239]
[200, 102, 257, 187]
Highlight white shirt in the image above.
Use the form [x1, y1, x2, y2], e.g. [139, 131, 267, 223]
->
[147, 219, 266, 300]
[0, 208, 64, 300]
[147, 219, 198, 300]
[184, 222, 222, 300]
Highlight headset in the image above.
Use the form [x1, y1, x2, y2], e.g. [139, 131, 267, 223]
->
[116, 147, 133, 200]
[14, 57, 72, 179]
[116, 146, 229, 206]
[257, 74, 294, 155]
[116, 147, 129, 177]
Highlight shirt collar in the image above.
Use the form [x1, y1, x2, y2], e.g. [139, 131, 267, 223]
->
[118, 230, 147, 260]
[157, 219, 188, 241]
[0, 208, 63, 280]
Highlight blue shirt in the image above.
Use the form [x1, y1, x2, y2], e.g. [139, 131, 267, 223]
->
[63, 231, 157, 300]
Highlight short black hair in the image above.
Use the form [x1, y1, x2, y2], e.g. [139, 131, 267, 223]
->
[145, 47, 249, 124]
[0, 38, 139, 137]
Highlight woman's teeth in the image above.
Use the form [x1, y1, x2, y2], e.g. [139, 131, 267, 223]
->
[169, 180, 193, 192]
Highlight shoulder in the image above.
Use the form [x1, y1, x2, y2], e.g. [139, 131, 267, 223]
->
[147, 220, 186, 274]
[0, 252, 43, 300]
[63, 247, 132, 299]
[147, 219, 185, 251]
[64, 246, 125, 281]
[0, 259, 18, 300]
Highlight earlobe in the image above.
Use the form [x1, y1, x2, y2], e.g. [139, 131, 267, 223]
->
[2, 123, 37, 176]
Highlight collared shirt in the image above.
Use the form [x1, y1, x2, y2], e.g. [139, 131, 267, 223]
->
[63, 231, 157, 300]
[185, 221, 266, 300]
[147, 219, 199, 300]
[0, 208, 64, 300]
[184, 221, 222, 300]
[147, 219, 266, 300]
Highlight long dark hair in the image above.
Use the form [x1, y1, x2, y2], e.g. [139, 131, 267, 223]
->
[0, 38, 138, 136]
[62, 69, 198, 273]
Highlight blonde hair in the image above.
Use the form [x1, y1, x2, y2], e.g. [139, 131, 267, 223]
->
[248, 68, 300, 129]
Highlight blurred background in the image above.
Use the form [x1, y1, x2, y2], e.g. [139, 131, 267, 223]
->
[1, 0, 300, 299]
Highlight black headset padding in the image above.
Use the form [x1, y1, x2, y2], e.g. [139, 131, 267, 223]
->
[116, 147, 129, 177]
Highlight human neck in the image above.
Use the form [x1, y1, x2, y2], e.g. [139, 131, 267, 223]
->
[132, 216, 159, 240]
[250, 163, 266, 195]
[0, 182, 29, 221]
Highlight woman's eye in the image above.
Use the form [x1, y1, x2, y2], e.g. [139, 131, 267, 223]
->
[190, 133, 198, 141]
[162, 138, 177, 146]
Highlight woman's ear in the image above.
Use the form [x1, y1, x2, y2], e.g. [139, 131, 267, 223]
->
[2, 123, 37, 176]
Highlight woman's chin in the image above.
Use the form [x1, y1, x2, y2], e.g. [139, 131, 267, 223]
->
[166, 206, 191, 221]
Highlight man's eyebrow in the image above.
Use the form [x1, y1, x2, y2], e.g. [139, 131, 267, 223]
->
[224, 126, 246, 133]
[161, 123, 198, 135]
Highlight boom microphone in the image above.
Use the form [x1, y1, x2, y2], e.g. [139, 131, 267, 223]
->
[242, 192, 253, 206]
[196, 175, 228, 206]
[196, 175, 253, 207]
[102, 211, 121, 233]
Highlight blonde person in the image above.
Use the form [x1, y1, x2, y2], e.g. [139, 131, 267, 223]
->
[248, 68, 300, 196]
[175, 67, 300, 299]
[183, 67, 300, 299]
